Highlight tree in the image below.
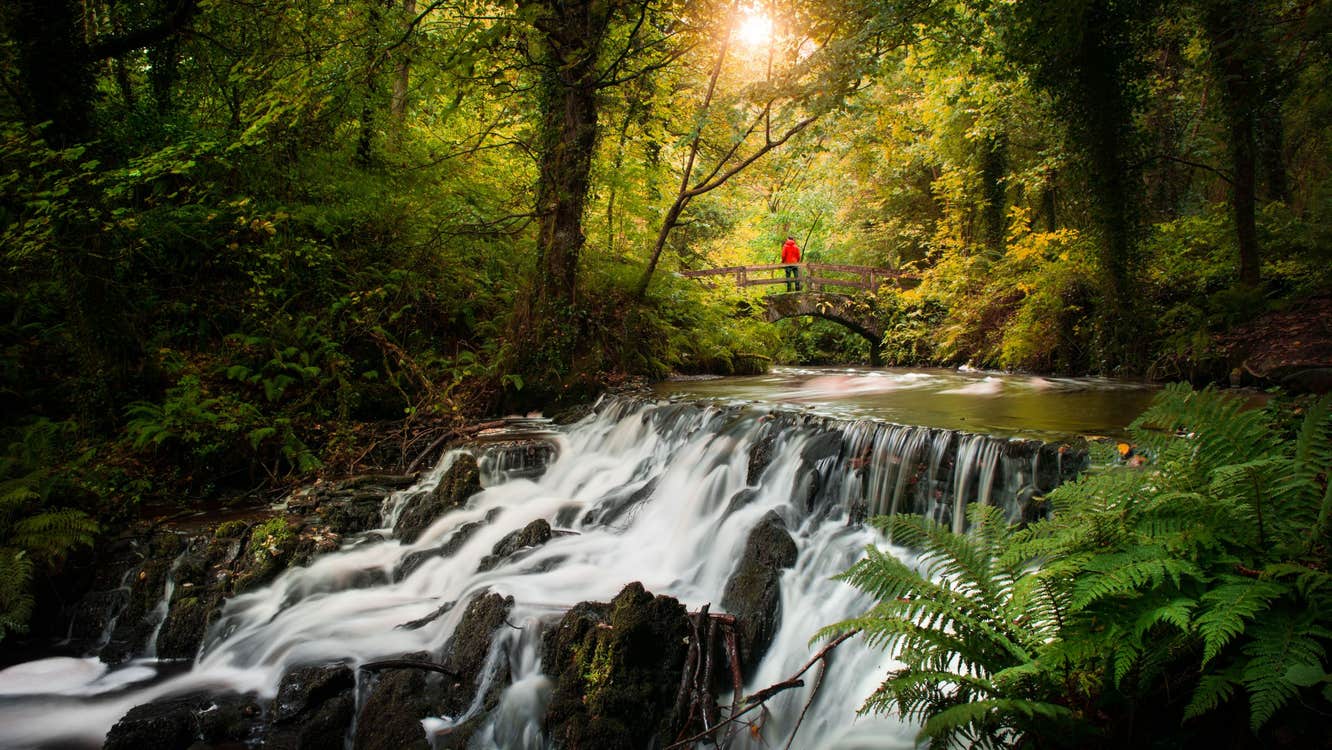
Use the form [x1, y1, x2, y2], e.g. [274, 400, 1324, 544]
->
[1, 0, 199, 146]
[999, 0, 1157, 368]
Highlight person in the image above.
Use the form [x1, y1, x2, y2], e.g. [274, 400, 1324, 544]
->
[780, 235, 801, 291]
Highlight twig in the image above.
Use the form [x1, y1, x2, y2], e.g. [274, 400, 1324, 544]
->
[665, 629, 860, 749]
[358, 659, 459, 678]
[783, 659, 827, 750]
[402, 419, 511, 475]
[725, 628, 743, 736]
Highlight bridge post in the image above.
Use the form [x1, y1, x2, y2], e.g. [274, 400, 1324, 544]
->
[869, 338, 882, 367]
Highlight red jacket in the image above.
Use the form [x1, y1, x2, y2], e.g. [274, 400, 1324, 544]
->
[781, 239, 801, 264]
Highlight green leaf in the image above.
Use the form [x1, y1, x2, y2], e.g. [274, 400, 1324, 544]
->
[1285, 663, 1329, 688]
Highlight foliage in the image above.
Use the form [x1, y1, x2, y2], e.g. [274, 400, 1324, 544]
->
[827, 385, 1332, 746]
[821, 505, 1079, 749]
[0, 420, 99, 639]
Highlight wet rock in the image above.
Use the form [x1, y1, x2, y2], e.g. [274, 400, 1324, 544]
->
[438, 591, 514, 716]
[394, 511, 497, 582]
[747, 431, 777, 485]
[431, 591, 516, 750]
[394, 455, 482, 544]
[105, 692, 211, 750]
[101, 532, 187, 664]
[724, 488, 760, 517]
[801, 430, 843, 463]
[320, 500, 385, 536]
[353, 653, 439, 750]
[232, 518, 301, 595]
[197, 693, 266, 746]
[478, 440, 559, 481]
[582, 479, 657, 528]
[154, 535, 236, 660]
[542, 582, 692, 750]
[267, 663, 356, 749]
[478, 519, 552, 572]
[272, 664, 354, 722]
[721, 511, 799, 676]
[551, 402, 595, 426]
[105, 691, 262, 750]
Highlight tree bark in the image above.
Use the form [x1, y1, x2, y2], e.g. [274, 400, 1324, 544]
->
[1203, 0, 1262, 287]
[504, 0, 618, 381]
[7, 0, 97, 145]
[980, 133, 1008, 256]
[390, 0, 416, 126]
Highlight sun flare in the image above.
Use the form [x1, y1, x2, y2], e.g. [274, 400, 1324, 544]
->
[737, 12, 773, 47]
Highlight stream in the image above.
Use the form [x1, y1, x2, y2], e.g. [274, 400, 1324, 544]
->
[0, 367, 1154, 749]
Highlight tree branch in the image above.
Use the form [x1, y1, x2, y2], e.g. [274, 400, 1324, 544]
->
[86, 0, 200, 61]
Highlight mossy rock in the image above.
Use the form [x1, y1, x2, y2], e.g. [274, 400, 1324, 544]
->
[720, 511, 798, 677]
[353, 653, 439, 750]
[477, 518, 552, 572]
[394, 454, 482, 544]
[542, 582, 692, 749]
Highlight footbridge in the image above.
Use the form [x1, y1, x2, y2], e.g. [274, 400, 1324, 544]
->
[679, 263, 917, 366]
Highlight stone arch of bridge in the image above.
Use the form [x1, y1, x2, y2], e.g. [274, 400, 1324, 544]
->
[761, 291, 884, 366]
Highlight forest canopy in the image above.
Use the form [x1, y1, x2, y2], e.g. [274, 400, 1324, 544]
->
[0, 0, 1329, 624]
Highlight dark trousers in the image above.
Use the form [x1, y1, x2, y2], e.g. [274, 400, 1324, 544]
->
[784, 265, 800, 291]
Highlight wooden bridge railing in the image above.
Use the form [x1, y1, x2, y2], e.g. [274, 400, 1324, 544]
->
[679, 263, 916, 292]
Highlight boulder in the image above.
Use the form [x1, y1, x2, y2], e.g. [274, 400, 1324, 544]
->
[721, 511, 799, 676]
[104, 693, 211, 750]
[101, 532, 187, 664]
[394, 455, 482, 544]
[105, 691, 262, 750]
[394, 507, 502, 582]
[353, 653, 439, 750]
[432, 591, 516, 749]
[542, 582, 692, 749]
[266, 663, 357, 750]
[478, 519, 552, 572]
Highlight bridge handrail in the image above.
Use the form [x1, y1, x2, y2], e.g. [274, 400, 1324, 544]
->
[679, 262, 916, 291]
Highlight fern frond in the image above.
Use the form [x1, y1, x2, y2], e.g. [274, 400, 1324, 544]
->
[1071, 551, 1202, 610]
[1184, 673, 1240, 720]
[1194, 577, 1287, 665]
[1132, 597, 1196, 639]
[918, 698, 1074, 748]
[1241, 613, 1331, 730]
[1132, 385, 1277, 485]
[8, 509, 98, 559]
[0, 548, 34, 640]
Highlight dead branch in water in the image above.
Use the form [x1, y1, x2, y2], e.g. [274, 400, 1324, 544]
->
[358, 659, 460, 679]
[665, 629, 860, 749]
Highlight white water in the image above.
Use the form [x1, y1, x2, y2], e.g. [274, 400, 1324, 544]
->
[0, 395, 1068, 749]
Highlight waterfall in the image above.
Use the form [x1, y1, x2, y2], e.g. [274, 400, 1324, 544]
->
[0, 395, 1085, 749]
[141, 549, 187, 661]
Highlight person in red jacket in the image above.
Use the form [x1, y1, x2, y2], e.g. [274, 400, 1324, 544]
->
[780, 235, 801, 291]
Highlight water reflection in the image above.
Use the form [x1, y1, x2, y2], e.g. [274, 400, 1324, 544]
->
[653, 366, 1157, 439]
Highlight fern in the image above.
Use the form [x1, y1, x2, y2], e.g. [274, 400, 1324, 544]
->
[1241, 612, 1332, 730]
[1194, 577, 1287, 665]
[0, 549, 34, 639]
[830, 386, 1332, 746]
[0, 420, 100, 640]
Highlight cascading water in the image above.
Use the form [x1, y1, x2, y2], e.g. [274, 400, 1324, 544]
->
[0, 394, 1086, 749]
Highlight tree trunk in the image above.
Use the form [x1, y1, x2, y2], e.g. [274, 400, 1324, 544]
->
[1203, 0, 1262, 287]
[980, 133, 1008, 256]
[390, 0, 416, 127]
[356, 0, 384, 167]
[7, 0, 97, 145]
[507, 0, 617, 379]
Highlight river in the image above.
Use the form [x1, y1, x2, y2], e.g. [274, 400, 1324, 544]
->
[0, 367, 1154, 749]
